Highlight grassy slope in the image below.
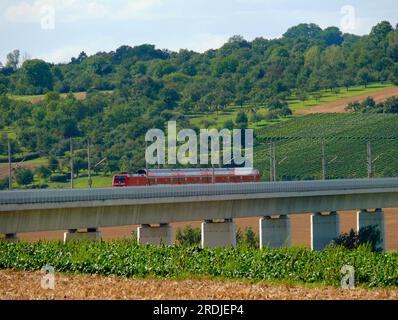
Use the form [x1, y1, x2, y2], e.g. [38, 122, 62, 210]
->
[43, 174, 112, 189]
[189, 82, 396, 129]
[288, 82, 394, 112]
[3, 83, 398, 187]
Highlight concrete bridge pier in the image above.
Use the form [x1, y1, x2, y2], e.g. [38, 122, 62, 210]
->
[63, 228, 102, 243]
[259, 215, 291, 249]
[201, 219, 236, 248]
[357, 209, 386, 251]
[137, 224, 173, 246]
[311, 211, 340, 251]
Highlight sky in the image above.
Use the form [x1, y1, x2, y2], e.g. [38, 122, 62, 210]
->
[0, 0, 397, 64]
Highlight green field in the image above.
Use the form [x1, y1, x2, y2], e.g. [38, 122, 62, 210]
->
[189, 82, 397, 130]
[1, 241, 397, 288]
[2, 82, 398, 188]
[254, 113, 398, 180]
[7, 90, 114, 104]
[45, 174, 113, 189]
[288, 82, 395, 112]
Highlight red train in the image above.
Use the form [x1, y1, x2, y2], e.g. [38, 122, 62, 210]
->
[112, 168, 261, 187]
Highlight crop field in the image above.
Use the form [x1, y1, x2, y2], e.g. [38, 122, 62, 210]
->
[1, 241, 398, 289]
[2, 269, 398, 300]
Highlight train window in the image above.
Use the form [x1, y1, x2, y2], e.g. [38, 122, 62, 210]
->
[187, 177, 200, 184]
[201, 177, 212, 184]
[217, 176, 228, 183]
[114, 176, 126, 182]
[157, 178, 171, 185]
[177, 178, 186, 184]
[230, 176, 242, 183]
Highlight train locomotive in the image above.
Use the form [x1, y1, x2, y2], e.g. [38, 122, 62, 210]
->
[112, 168, 261, 187]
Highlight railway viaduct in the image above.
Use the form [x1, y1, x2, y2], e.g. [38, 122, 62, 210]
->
[0, 178, 398, 250]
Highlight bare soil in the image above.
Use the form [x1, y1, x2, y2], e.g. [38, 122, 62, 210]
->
[296, 87, 398, 114]
[0, 163, 43, 180]
[1, 270, 397, 300]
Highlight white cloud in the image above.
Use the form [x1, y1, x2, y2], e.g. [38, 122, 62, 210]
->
[38, 42, 101, 63]
[4, 0, 163, 24]
[119, 0, 163, 19]
[5, 1, 44, 23]
[38, 45, 83, 63]
[182, 33, 229, 53]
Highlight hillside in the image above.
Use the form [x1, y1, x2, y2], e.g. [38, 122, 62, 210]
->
[0, 21, 398, 188]
[254, 113, 398, 180]
[297, 86, 398, 114]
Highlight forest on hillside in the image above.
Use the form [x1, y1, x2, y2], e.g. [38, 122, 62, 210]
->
[0, 21, 398, 183]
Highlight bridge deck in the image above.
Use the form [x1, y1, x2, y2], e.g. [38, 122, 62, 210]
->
[1, 178, 398, 206]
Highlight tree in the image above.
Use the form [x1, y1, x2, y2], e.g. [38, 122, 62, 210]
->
[161, 87, 180, 109]
[236, 227, 259, 248]
[176, 225, 201, 246]
[223, 119, 234, 130]
[383, 96, 398, 114]
[297, 90, 308, 102]
[357, 69, 373, 88]
[369, 21, 393, 44]
[345, 101, 361, 112]
[283, 23, 322, 39]
[0, 177, 9, 190]
[20, 59, 53, 93]
[0, 74, 9, 94]
[71, 51, 88, 64]
[360, 97, 376, 111]
[342, 72, 355, 91]
[390, 63, 398, 85]
[5, 49, 20, 70]
[314, 92, 323, 102]
[321, 27, 343, 46]
[333, 226, 382, 252]
[35, 166, 51, 179]
[388, 30, 398, 61]
[235, 111, 248, 129]
[15, 168, 34, 186]
[48, 156, 59, 172]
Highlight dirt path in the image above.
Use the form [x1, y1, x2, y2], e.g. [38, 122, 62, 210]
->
[1, 270, 397, 300]
[296, 87, 398, 114]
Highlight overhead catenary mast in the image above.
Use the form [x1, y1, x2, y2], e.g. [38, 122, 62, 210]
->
[70, 137, 74, 189]
[8, 140, 12, 190]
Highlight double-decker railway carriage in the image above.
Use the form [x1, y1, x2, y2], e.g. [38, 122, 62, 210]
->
[112, 168, 261, 187]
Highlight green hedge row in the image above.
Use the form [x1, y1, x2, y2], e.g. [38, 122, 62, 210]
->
[1, 240, 397, 288]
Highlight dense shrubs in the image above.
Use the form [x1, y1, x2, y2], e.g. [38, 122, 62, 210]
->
[14, 168, 34, 186]
[333, 226, 382, 252]
[1, 240, 397, 288]
[176, 225, 201, 246]
[48, 174, 68, 183]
